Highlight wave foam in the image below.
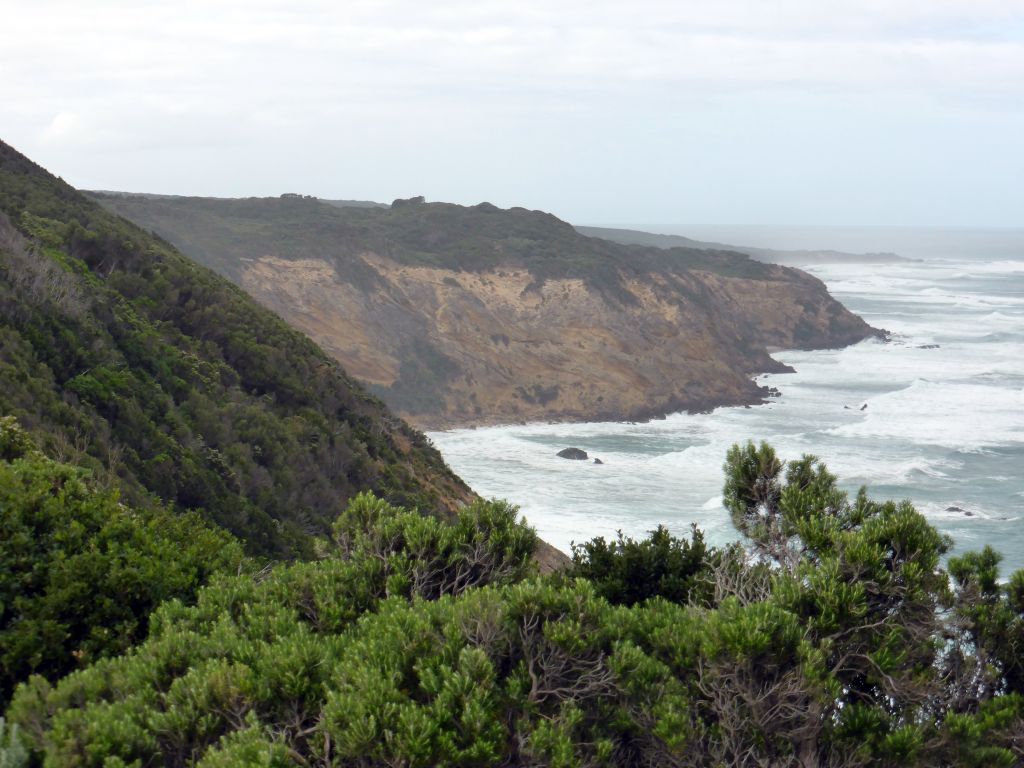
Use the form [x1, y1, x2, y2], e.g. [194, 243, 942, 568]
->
[827, 379, 1024, 451]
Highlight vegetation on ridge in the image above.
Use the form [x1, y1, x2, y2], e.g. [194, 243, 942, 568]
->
[91, 193, 777, 296]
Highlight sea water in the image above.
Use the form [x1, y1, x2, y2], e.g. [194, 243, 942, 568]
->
[429, 229, 1024, 573]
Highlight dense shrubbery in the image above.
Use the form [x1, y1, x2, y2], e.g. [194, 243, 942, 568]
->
[5, 441, 1024, 766]
[6, 492, 537, 765]
[0, 139, 469, 559]
[0, 418, 244, 709]
[569, 524, 716, 606]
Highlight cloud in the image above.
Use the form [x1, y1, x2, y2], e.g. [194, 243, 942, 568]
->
[39, 112, 83, 145]
[4, 1, 1022, 96]
[1, 0, 1022, 224]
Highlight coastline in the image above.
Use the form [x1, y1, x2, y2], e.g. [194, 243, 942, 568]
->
[411, 334, 885, 433]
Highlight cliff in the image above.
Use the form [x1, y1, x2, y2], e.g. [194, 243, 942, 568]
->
[91, 193, 882, 429]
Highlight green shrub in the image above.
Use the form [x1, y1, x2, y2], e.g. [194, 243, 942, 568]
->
[0, 717, 28, 768]
[569, 524, 715, 606]
[0, 443, 244, 707]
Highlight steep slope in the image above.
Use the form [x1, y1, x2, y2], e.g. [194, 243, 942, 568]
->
[575, 225, 910, 266]
[0, 141, 472, 557]
[92, 193, 881, 429]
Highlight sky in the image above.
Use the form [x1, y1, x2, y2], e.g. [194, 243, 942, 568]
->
[2, 0, 1023, 229]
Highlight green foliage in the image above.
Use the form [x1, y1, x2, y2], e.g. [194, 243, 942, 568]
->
[321, 580, 690, 768]
[0, 139, 469, 558]
[568, 524, 715, 606]
[724, 442, 957, 756]
[6, 492, 539, 765]
[0, 418, 36, 463]
[195, 723, 291, 768]
[949, 546, 1024, 698]
[722, 440, 783, 541]
[0, 442, 245, 707]
[333, 492, 538, 599]
[6, 427, 1024, 767]
[91, 192, 779, 298]
[0, 717, 28, 768]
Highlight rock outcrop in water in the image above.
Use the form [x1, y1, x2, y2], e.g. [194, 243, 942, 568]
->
[557, 448, 589, 460]
[90, 193, 883, 429]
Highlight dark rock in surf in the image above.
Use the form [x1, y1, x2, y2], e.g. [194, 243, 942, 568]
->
[557, 447, 588, 460]
[946, 505, 974, 517]
[593, 458, 603, 465]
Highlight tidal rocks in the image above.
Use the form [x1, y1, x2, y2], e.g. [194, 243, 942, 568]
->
[946, 506, 975, 517]
[557, 447, 588, 460]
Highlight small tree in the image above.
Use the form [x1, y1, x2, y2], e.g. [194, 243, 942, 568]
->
[569, 524, 715, 606]
[722, 440, 785, 560]
[331, 492, 537, 600]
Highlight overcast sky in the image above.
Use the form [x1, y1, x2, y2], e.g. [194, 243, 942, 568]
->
[2, 0, 1023, 228]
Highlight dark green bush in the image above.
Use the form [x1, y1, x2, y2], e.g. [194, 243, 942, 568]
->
[0, 422, 244, 708]
[569, 524, 715, 606]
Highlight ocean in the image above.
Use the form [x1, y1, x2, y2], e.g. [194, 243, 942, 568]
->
[428, 228, 1024, 573]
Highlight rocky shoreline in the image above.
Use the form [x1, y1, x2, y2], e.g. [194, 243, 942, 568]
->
[417, 370, 825, 431]
[415, 338, 883, 432]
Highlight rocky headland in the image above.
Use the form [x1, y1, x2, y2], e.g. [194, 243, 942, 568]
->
[91, 193, 883, 430]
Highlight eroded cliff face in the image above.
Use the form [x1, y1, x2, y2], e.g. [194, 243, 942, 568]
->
[90, 194, 880, 430]
[239, 251, 877, 429]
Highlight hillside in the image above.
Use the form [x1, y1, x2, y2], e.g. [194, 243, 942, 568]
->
[0, 141, 472, 558]
[576, 225, 911, 266]
[93, 192, 882, 429]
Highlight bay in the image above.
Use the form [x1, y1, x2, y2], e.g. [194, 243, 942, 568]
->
[429, 228, 1024, 572]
